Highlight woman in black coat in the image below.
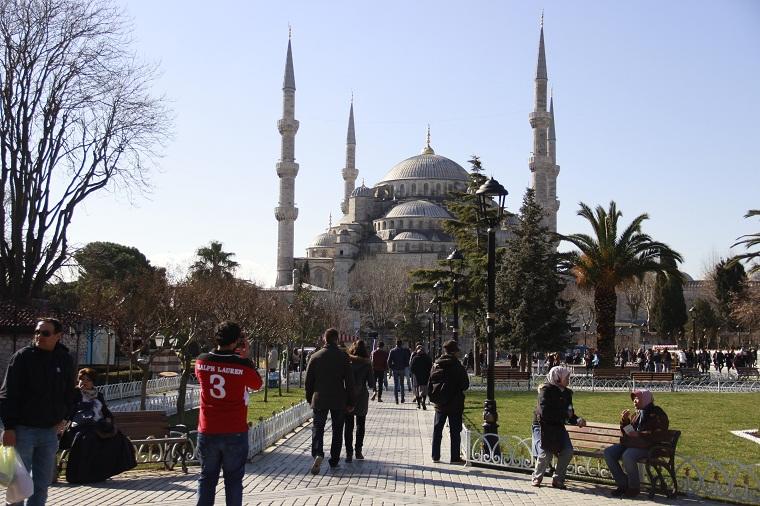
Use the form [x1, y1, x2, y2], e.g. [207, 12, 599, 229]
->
[409, 345, 433, 410]
[531, 366, 586, 489]
[344, 340, 374, 461]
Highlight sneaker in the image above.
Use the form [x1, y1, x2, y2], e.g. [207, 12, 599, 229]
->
[355, 451, 364, 460]
[422, 401, 427, 410]
[310, 456, 323, 475]
[328, 459, 339, 469]
[623, 488, 640, 498]
[395, 399, 399, 404]
[401, 398, 405, 403]
[551, 479, 567, 490]
[531, 478, 542, 487]
[610, 487, 625, 497]
[378, 399, 383, 402]
[345, 454, 353, 463]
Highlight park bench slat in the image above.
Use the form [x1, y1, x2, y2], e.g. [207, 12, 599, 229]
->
[736, 367, 759, 379]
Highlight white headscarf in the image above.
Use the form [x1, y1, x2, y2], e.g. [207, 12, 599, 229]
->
[546, 365, 571, 390]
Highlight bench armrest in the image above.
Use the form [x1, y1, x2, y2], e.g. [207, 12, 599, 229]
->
[169, 424, 190, 436]
[647, 442, 675, 461]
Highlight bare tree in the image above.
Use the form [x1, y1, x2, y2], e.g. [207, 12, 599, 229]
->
[349, 256, 410, 336]
[0, 0, 170, 299]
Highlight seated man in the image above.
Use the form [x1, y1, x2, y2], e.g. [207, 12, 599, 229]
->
[603, 389, 669, 498]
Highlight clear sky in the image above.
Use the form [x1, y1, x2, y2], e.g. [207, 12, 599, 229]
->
[67, 0, 760, 284]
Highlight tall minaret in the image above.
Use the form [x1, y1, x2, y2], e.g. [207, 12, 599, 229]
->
[341, 98, 358, 215]
[529, 13, 560, 234]
[274, 32, 300, 286]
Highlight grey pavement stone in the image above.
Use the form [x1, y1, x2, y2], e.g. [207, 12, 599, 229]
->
[43, 396, 723, 505]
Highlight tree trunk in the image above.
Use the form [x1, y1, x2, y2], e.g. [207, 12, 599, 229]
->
[595, 285, 618, 368]
[139, 364, 151, 410]
[176, 354, 192, 423]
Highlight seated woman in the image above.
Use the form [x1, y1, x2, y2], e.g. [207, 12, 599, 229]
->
[61, 368, 136, 484]
[603, 389, 669, 498]
[531, 366, 586, 489]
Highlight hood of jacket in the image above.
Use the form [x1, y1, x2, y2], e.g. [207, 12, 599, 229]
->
[434, 353, 460, 369]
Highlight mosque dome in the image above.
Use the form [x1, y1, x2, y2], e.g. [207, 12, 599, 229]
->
[384, 200, 452, 219]
[393, 231, 428, 241]
[351, 184, 373, 197]
[310, 232, 335, 247]
[378, 153, 469, 183]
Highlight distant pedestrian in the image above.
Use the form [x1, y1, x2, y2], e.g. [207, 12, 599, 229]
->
[194, 321, 262, 506]
[428, 340, 469, 464]
[267, 344, 279, 373]
[370, 342, 388, 402]
[388, 340, 411, 403]
[344, 340, 373, 462]
[305, 328, 355, 474]
[0, 317, 75, 506]
[410, 345, 433, 410]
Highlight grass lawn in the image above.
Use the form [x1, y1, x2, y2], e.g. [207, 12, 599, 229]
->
[463, 390, 760, 465]
[169, 387, 305, 431]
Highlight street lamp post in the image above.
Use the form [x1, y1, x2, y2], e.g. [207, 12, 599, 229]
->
[475, 176, 508, 444]
[447, 249, 465, 342]
[432, 280, 445, 357]
[426, 306, 437, 357]
[689, 306, 696, 350]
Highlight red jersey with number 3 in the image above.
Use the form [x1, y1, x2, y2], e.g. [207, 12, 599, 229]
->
[195, 350, 262, 433]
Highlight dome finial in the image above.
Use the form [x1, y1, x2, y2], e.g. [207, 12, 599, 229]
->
[421, 124, 435, 155]
[288, 23, 292, 40]
[540, 9, 544, 29]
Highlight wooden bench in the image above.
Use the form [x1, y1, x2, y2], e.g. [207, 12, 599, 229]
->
[736, 367, 760, 380]
[676, 367, 708, 381]
[631, 372, 675, 391]
[114, 411, 192, 473]
[480, 365, 517, 378]
[481, 367, 531, 387]
[566, 422, 680, 498]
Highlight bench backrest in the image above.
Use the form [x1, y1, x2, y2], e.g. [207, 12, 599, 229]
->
[593, 368, 631, 379]
[631, 372, 674, 381]
[493, 370, 530, 379]
[736, 367, 759, 376]
[566, 422, 621, 451]
[114, 410, 171, 440]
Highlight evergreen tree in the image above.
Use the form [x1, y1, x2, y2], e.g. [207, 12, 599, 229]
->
[651, 257, 688, 339]
[495, 189, 571, 357]
[713, 259, 747, 327]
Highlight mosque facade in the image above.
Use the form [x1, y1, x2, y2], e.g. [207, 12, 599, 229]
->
[273, 22, 561, 299]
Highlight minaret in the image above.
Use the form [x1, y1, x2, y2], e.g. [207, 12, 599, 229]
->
[274, 32, 300, 286]
[341, 98, 358, 215]
[529, 13, 560, 234]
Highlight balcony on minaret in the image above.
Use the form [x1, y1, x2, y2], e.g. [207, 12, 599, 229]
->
[274, 206, 299, 221]
[528, 154, 552, 172]
[277, 118, 300, 135]
[276, 161, 299, 178]
[529, 111, 551, 128]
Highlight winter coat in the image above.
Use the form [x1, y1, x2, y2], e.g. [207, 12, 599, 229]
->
[387, 346, 411, 371]
[305, 343, 355, 410]
[427, 353, 469, 415]
[348, 354, 373, 417]
[410, 352, 433, 384]
[620, 403, 670, 448]
[371, 348, 389, 372]
[532, 383, 579, 453]
[0, 342, 75, 430]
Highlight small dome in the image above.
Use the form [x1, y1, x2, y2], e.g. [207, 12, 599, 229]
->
[351, 185, 373, 197]
[385, 200, 452, 219]
[393, 231, 428, 241]
[378, 154, 469, 183]
[310, 232, 334, 247]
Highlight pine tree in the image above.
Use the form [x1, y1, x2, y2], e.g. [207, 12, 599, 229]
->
[713, 259, 747, 327]
[495, 189, 571, 358]
[651, 258, 688, 340]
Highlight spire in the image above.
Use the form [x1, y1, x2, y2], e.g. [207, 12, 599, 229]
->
[548, 91, 556, 141]
[329, 212, 332, 229]
[536, 14, 547, 80]
[283, 34, 296, 91]
[421, 124, 435, 155]
[346, 98, 356, 145]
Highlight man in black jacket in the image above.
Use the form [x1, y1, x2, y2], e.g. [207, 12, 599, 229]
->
[427, 340, 469, 464]
[0, 317, 75, 506]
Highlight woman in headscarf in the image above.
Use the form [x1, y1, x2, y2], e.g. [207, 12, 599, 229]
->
[603, 389, 669, 498]
[344, 340, 374, 461]
[531, 366, 586, 488]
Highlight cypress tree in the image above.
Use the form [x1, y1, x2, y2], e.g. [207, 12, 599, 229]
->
[652, 258, 688, 340]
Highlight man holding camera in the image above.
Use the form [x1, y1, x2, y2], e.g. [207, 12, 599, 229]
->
[194, 321, 262, 505]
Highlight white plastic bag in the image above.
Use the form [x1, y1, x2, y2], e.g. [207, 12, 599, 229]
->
[0, 445, 16, 487]
[5, 453, 33, 504]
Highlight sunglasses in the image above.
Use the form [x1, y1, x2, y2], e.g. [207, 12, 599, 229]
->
[35, 329, 53, 337]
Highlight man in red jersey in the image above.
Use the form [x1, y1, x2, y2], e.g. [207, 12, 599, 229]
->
[194, 321, 262, 505]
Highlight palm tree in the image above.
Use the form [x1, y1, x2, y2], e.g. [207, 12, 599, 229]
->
[730, 210, 760, 276]
[190, 241, 240, 280]
[561, 202, 682, 367]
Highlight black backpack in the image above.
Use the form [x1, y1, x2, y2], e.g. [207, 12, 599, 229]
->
[427, 365, 449, 405]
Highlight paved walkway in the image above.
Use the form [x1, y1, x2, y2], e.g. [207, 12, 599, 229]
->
[46, 398, 721, 505]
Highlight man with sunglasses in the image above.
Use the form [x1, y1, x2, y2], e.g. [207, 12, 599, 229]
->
[0, 317, 75, 506]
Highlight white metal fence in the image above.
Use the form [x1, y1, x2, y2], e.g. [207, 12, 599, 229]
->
[109, 386, 201, 415]
[468, 375, 760, 393]
[461, 428, 760, 505]
[96, 375, 182, 401]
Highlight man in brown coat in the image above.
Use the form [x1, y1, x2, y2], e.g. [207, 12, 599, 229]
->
[305, 328, 355, 474]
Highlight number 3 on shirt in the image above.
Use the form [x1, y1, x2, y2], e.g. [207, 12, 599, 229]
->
[209, 373, 226, 399]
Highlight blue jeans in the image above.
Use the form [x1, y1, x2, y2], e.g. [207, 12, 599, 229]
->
[531, 424, 574, 484]
[196, 432, 248, 506]
[10, 425, 59, 506]
[603, 443, 649, 490]
[392, 370, 405, 400]
[432, 411, 462, 461]
[312, 408, 345, 465]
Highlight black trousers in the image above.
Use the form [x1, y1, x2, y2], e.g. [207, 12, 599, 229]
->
[312, 408, 345, 465]
[344, 414, 366, 455]
[373, 371, 385, 397]
[432, 411, 462, 461]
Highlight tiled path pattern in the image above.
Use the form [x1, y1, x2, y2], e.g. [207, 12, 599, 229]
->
[45, 396, 721, 505]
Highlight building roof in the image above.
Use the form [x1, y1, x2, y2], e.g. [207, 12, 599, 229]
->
[384, 200, 452, 219]
[310, 232, 335, 247]
[377, 154, 469, 183]
[393, 232, 428, 241]
[350, 184, 373, 197]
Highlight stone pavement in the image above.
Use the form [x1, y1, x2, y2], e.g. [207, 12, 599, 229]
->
[45, 396, 722, 506]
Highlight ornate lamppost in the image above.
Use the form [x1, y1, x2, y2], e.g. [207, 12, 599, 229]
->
[475, 176, 508, 442]
[688, 306, 696, 350]
[431, 280, 445, 357]
[447, 248, 465, 342]
[426, 306, 437, 357]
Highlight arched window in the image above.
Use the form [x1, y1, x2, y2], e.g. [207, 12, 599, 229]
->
[436, 183, 441, 194]
[423, 183, 429, 194]
[399, 184, 405, 196]
[390, 220, 395, 229]
[398, 220, 404, 228]
[411, 183, 417, 194]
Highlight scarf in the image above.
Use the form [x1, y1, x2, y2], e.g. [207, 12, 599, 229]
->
[80, 387, 98, 402]
[546, 366, 571, 390]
